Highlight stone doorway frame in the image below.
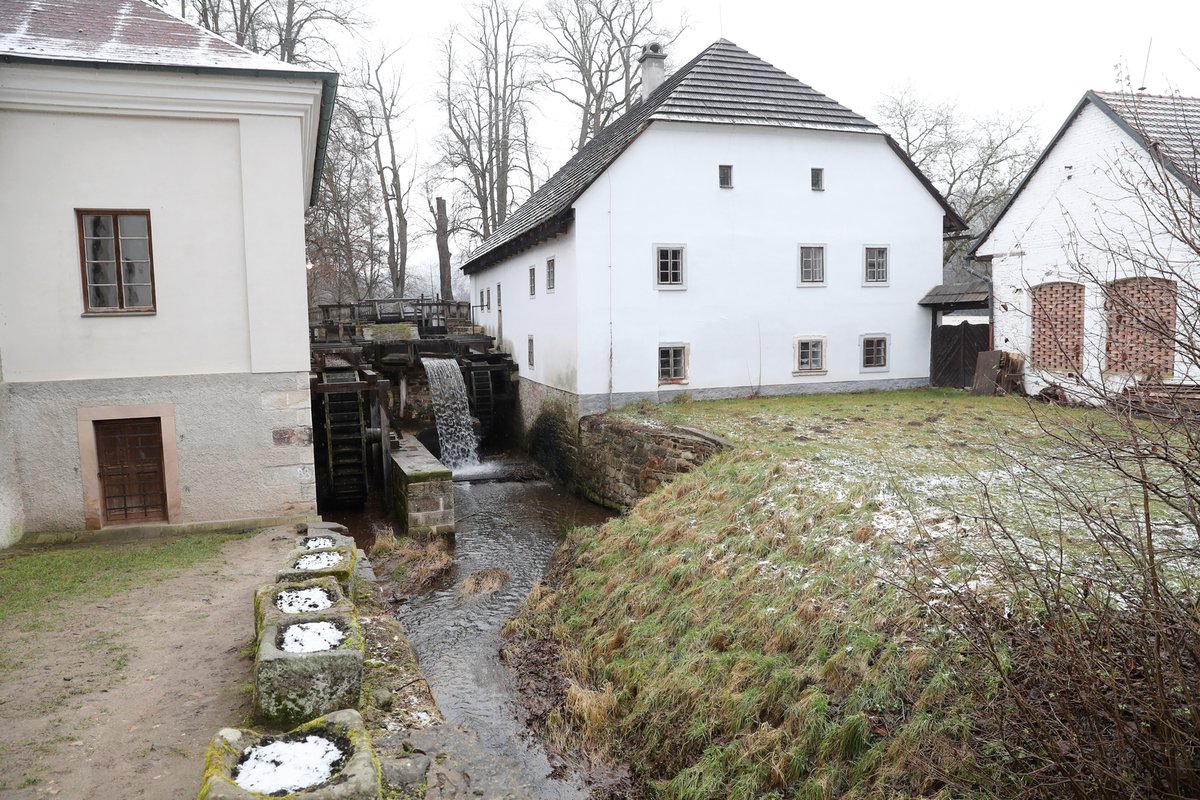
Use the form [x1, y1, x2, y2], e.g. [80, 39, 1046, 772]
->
[77, 403, 181, 529]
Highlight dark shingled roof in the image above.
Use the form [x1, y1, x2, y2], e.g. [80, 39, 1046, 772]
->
[463, 39, 965, 273]
[918, 279, 991, 309]
[972, 90, 1200, 257]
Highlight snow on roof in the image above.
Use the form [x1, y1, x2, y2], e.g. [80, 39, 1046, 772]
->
[0, 0, 316, 75]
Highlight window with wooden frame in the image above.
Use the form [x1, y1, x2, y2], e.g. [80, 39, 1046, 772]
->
[655, 245, 685, 287]
[486, 288, 491, 310]
[496, 283, 502, 308]
[864, 246, 888, 284]
[529, 266, 536, 297]
[78, 210, 156, 312]
[798, 245, 826, 285]
[546, 257, 556, 292]
[658, 344, 688, 383]
[794, 337, 826, 373]
[527, 335, 535, 367]
[861, 335, 889, 370]
[811, 167, 824, 191]
[719, 164, 734, 188]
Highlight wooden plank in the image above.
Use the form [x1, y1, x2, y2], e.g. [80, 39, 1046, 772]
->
[972, 351, 1005, 396]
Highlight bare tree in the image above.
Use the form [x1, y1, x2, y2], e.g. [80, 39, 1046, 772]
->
[355, 47, 414, 297]
[876, 86, 1040, 279]
[438, 0, 539, 241]
[539, 0, 679, 150]
[181, 0, 360, 65]
[433, 197, 454, 300]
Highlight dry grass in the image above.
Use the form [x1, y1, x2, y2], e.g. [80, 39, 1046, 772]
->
[456, 567, 510, 599]
[511, 389, 1173, 799]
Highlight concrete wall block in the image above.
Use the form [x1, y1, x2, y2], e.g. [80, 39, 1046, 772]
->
[273, 426, 314, 446]
[260, 390, 311, 411]
[264, 463, 316, 487]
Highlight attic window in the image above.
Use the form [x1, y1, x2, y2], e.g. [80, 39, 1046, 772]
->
[719, 165, 733, 188]
[811, 168, 824, 191]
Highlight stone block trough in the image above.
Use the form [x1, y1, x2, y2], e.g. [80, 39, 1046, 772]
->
[254, 610, 364, 726]
[254, 576, 355, 640]
[276, 545, 357, 597]
[389, 434, 454, 537]
[198, 709, 380, 799]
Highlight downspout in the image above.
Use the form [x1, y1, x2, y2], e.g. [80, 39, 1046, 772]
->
[607, 172, 614, 410]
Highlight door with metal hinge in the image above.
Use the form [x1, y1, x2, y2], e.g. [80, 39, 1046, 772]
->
[94, 417, 168, 524]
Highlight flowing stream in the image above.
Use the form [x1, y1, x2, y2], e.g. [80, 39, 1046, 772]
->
[399, 477, 612, 797]
[422, 358, 479, 469]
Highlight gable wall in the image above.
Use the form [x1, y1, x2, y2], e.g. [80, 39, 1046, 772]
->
[979, 102, 1200, 394]
[569, 121, 945, 401]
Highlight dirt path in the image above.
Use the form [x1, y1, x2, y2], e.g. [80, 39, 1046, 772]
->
[0, 527, 298, 799]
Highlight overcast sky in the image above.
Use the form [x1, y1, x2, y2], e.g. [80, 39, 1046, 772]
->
[345, 0, 1200, 278]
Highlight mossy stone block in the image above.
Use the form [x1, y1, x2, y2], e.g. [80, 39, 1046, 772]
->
[253, 576, 355, 640]
[197, 709, 380, 799]
[253, 614, 364, 726]
[276, 545, 356, 597]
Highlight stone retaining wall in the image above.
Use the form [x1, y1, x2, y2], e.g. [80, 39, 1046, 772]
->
[575, 416, 732, 511]
[389, 435, 454, 537]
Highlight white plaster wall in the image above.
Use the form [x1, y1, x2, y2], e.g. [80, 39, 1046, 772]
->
[564, 122, 945, 397]
[979, 101, 1200, 396]
[8, 371, 315, 532]
[0, 379, 24, 547]
[471, 233, 579, 393]
[0, 76, 312, 382]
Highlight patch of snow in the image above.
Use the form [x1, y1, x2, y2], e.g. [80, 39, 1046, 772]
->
[281, 621, 345, 653]
[275, 587, 333, 614]
[295, 551, 343, 571]
[304, 536, 335, 550]
[234, 735, 343, 794]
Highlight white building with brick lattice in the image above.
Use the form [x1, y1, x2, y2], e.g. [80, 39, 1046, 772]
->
[0, 0, 336, 546]
[974, 90, 1200, 400]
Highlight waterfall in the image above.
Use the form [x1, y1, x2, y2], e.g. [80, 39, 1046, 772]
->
[422, 358, 480, 469]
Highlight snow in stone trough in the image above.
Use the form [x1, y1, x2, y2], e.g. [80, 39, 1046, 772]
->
[295, 551, 343, 571]
[234, 735, 343, 794]
[281, 621, 345, 653]
[304, 536, 335, 550]
[275, 587, 333, 614]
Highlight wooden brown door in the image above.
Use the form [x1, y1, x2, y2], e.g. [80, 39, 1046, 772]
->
[94, 418, 167, 524]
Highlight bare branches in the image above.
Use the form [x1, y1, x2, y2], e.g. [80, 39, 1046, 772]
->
[438, 0, 540, 241]
[877, 86, 1040, 277]
[181, 0, 361, 65]
[538, 0, 679, 150]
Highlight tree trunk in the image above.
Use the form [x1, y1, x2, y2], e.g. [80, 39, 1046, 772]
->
[435, 196, 453, 301]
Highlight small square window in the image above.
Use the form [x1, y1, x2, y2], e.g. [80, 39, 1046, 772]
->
[719, 164, 733, 188]
[811, 168, 824, 191]
[862, 336, 888, 370]
[528, 335, 535, 368]
[864, 247, 888, 283]
[529, 266, 536, 297]
[656, 246, 685, 287]
[77, 210, 156, 313]
[795, 338, 825, 372]
[799, 245, 825, 284]
[546, 257, 555, 292]
[659, 345, 687, 382]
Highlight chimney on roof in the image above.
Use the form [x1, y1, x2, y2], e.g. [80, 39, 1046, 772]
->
[638, 42, 666, 101]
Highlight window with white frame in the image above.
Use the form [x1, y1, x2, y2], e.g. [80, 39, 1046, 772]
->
[496, 283, 502, 308]
[529, 266, 536, 297]
[655, 245, 685, 287]
[480, 289, 485, 309]
[798, 245, 825, 284]
[794, 337, 826, 373]
[864, 247, 888, 283]
[658, 344, 687, 382]
[546, 257, 555, 292]
[718, 164, 733, 188]
[861, 335, 889, 370]
[528, 335, 535, 367]
[811, 167, 824, 191]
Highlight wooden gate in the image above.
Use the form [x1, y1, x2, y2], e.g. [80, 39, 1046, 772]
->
[95, 418, 167, 524]
[931, 323, 990, 388]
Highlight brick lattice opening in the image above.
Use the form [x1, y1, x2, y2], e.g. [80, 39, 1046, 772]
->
[1031, 282, 1085, 371]
[1105, 277, 1177, 376]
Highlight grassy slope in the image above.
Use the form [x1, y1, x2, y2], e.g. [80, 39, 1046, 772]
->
[511, 389, 1113, 799]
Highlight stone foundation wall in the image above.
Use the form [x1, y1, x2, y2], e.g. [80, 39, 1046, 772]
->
[575, 416, 732, 511]
[6, 371, 315, 538]
[389, 435, 454, 537]
[0, 376, 24, 548]
[518, 377, 582, 484]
